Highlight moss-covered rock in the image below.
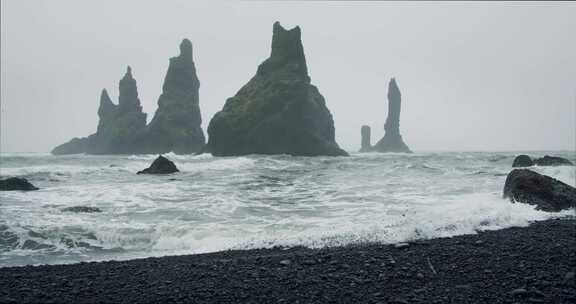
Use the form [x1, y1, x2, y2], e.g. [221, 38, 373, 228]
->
[206, 22, 347, 156]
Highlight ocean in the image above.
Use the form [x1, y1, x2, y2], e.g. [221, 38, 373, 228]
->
[0, 151, 574, 267]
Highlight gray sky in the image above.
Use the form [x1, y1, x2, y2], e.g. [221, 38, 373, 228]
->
[1, 0, 575, 153]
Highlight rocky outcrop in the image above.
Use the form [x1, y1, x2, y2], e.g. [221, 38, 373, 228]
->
[503, 169, 576, 212]
[51, 137, 89, 155]
[512, 155, 534, 167]
[0, 177, 39, 191]
[52, 39, 206, 155]
[144, 39, 205, 154]
[372, 79, 412, 153]
[511, 155, 573, 167]
[88, 67, 147, 154]
[52, 67, 147, 155]
[137, 155, 179, 174]
[360, 125, 371, 152]
[534, 155, 574, 166]
[61, 206, 102, 213]
[206, 22, 347, 157]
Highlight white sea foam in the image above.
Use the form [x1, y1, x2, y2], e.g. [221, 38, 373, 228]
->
[0, 151, 574, 267]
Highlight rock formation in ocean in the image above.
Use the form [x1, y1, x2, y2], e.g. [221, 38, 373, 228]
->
[51, 67, 147, 155]
[90, 69, 148, 154]
[0, 177, 39, 191]
[360, 125, 371, 152]
[511, 155, 573, 167]
[371, 78, 412, 153]
[52, 39, 206, 155]
[61, 206, 102, 213]
[512, 155, 534, 167]
[51, 137, 89, 155]
[206, 22, 347, 157]
[533, 155, 574, 166]
[137, 155, 179, 174]
[503, 169, 576, 212]
[144, 39, 205, 154]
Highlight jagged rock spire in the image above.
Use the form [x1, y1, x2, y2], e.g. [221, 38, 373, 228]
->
[256, 21, 308, 80]
[118, 66, 142, 113]
[145, 38, 205, 154]
[98, 89, 116, 118]
[372, 78, 412, 153]
[384, 78, 401, 136]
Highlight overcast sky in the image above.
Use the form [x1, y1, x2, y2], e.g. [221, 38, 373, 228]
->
[1, 0, 575, 153]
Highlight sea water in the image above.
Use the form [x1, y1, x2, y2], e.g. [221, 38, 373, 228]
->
[0, 151, 574, 267]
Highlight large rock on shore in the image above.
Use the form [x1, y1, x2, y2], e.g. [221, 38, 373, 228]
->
[0, 177, 39, 191]
[137, 155, 179, 175]
[206, 22, 347, 157]
[372, 79, 412, 153]
[144, 39, 205, 154]
[503, 169, 576, 212]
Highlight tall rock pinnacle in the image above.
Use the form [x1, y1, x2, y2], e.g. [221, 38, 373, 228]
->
[97, 89, 117, 133]
[144, 38, 205, 154]
[206, 22, 347, 156]
[372, 78, 412, 153]
[52, 39, 208, 155]
[360, 125, 371, 152]
[118, 66, 143, 114]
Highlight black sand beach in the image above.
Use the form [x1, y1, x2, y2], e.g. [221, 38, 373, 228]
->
[1, 218, 574, 304]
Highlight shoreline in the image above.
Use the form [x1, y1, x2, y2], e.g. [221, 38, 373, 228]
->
[1, 218, 575, 303]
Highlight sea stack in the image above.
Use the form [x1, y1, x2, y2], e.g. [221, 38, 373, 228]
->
[360, 125, 371, 152]
[206, 22, 347, 156]
[144, 39, 205, 154]
[51, 67, 147, 155]
[372, 78, 412, 153]
[90, 67, 148, 154]
[52, 39, 206, 155]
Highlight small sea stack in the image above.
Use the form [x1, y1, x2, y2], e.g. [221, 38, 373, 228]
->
[359, 125, 371, 152]
[137, 155, 179, 175]
[0, 177, 39, 191]
[372, 78, 412, 153]
[206, 22, 347, 157]
[503, 169, 576, 212]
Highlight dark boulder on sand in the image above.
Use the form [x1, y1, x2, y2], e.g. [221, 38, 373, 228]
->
[0, 177, 39, 191]
[534, 155, 574, 166]
[206, 22, 347, 157]
[503, 169, 576, 212]
[512, 155, 534, 167]
[137, 155, 179, 175]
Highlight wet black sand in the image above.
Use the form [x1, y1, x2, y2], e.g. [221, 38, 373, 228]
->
[1, 218, 574, 304]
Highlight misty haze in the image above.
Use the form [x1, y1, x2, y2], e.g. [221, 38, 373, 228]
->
[1, 1, 575, 303]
